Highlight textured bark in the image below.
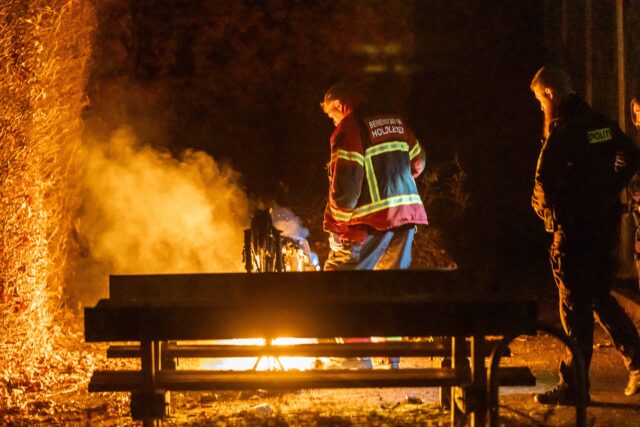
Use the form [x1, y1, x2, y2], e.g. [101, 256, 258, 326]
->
[0, 0, 95, 394]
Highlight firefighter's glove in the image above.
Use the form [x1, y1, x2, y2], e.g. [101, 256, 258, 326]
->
[329, 233, 343, 252]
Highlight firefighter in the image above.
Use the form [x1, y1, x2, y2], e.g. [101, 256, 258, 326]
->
[320, 82, 428, 271]
[530, 66, 640, 405]
[320, 82, 428, 370]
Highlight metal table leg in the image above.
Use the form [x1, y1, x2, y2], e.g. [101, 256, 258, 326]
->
[470, 335, 487, 427]
[488, 323, 587, 427]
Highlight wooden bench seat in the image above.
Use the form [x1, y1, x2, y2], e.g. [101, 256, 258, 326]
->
[105, 340, 512, 359]
[88, 367, 535, 392]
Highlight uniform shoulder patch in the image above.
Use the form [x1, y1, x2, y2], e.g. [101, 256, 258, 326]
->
[587, 127, 613, 144]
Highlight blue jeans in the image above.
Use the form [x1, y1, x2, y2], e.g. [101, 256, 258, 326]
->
[324, 226, 415, 369]
[324, 226, 415, 271]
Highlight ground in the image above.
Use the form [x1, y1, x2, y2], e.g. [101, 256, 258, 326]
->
[3, 272, 640, 426]
[3, 204, 640, 426]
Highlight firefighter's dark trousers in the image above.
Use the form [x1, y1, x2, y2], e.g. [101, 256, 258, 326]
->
[550, 228, 640, 390]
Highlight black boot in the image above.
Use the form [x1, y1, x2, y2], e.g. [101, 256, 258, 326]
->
[534, 382, 589, 406]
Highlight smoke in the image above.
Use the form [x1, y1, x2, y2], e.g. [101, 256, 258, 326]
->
[69, 126, 250, 304]
[271, 205, 310, 240]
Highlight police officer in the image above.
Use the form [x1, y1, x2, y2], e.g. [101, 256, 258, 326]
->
[628, 96, 640, 281]
[530, 66, 640, 405]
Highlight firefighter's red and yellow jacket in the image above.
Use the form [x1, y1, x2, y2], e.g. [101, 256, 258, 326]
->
[323, 109, 428, 243]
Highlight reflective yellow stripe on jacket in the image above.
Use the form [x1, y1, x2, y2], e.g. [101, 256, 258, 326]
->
[409, 142, 421, 160]
[330, 141, 422, 223]
[364, 141, 409, 203]
[331, 194, 424, 223]
[334, 149, 364, 166]
[352, 194, 423, 219]
[330, 204, 353, 222]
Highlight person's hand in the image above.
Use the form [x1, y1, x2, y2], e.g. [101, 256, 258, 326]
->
[329, 233, 343, 252]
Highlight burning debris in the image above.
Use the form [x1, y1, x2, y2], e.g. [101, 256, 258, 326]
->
[189, 207, 322, 373]
[272, 206, 321, 272]
[243, 207, 320, 273]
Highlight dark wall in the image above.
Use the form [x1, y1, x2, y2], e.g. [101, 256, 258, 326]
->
[543, 1, 640, 277]
[85, 0, 418, 202]
[409, 1, 547, 269]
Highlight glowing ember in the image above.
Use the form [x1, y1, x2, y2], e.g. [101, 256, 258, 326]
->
[181, 338, 328, 371]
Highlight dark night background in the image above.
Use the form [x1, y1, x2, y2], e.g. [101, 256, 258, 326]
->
[82, 0, 638, 273]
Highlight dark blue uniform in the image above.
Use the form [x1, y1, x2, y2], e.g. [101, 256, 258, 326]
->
[532, 95, 640, 390]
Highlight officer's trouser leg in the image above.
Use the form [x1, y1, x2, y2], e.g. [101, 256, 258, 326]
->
[589, 232, 640, 372]
[594, 290, 640, 371]
[550, 245, 594, 389]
